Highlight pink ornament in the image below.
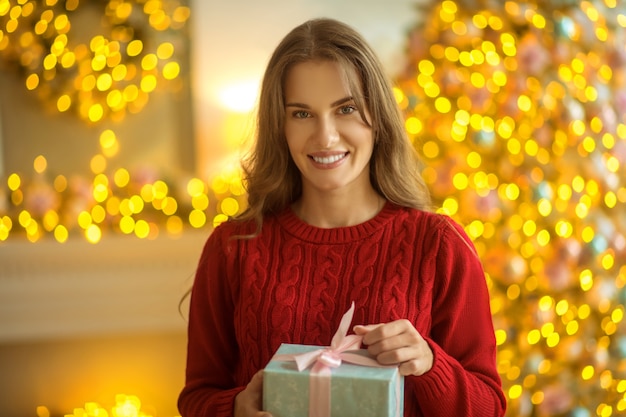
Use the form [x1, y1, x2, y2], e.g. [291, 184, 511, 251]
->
[537, 384, 573, 416]
[517, 33, 551, 76]
[24, 180, 60, 217]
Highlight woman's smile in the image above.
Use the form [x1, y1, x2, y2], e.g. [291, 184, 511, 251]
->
[308, 151, 349, 167]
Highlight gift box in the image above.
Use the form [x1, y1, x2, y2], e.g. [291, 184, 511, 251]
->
[263, 343, 404, 417]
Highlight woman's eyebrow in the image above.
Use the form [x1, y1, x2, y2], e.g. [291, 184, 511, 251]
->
[285, 96, 354, 108]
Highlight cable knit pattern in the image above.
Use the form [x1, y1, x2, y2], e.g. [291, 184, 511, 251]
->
[178, 203, 507, 417]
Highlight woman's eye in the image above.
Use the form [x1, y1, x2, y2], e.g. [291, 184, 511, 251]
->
[293, 110, 310, 118]
[339, 105, 356, 115]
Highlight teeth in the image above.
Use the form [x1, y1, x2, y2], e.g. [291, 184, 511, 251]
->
[312, 154, 346, 164]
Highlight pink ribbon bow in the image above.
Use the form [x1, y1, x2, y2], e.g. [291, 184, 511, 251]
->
[273, 302, 396, 417]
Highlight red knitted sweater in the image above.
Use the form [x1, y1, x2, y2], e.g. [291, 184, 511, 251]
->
[178, 203, 506, 416]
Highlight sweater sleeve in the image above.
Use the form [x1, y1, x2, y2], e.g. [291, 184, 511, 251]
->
[408, 217, 507, 417]
[178, 225, 244, 417]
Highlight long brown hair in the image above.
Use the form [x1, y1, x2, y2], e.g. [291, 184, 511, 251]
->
[238, 18, 432, 233]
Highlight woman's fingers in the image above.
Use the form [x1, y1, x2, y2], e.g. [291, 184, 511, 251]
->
[354, 320, 433, 376]
[234, 371, 273, 417]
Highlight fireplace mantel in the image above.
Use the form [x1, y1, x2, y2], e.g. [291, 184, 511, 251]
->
[0, 230, 209, 342]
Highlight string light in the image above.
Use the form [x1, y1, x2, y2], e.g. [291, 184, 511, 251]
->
[0, 1, 247, 244]
[35, 394, 180, 417]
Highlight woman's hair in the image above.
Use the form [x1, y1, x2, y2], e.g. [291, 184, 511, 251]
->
[238, 18, 432, 232]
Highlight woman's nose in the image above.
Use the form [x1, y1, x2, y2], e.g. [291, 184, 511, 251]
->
[313, 116, 340, 148]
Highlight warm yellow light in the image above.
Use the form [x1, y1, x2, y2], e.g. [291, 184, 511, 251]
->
[191, 194, 208, 211]
[33, 155, 47, 173]
[119, 216, 135, 234]
[26, 73, 39, 90]
[434, 97, 451, 113]
[418, 59, 435, 76]
[53, 175, 67, 193]
[582, 365, 595, 381]
[166, 216, 184, 235]
[127, 39, 143, 57]
[221, 197, 240, 216]
[566, 320, 579, 335]
[115, 2, 132, 19]
[459, 51, 473, 67]
[90, 154, 107, 173]
[57, 94, 71, 112]
[163, 61, 180, 80]
[134, 220, 150, 238]
[187, 178, 205, 197]
[441, 197, 459, 216]
[112, 64, 128, 81]
[99, 129, 117, 149]
[536, 229, 550, 246]
[444, 46, 460, 62]
[113, 168, 130, 188]
[546, 332, 559, 347]
[531, 13, 546, 28]
[93, 184, 108, 203]
[140, 74, 157, 92]
[88, 103, 104, 122]
[451, 20, 467, 36]
[218, 80, 260, 113]
[580, 269, 594, 291]
[509, 384, 522, 399]
[96, 73, 113, 91]
[405, 117, 423, 135]
[453, 172, 469, 190]
[76, 211, 92, 230]
[601, 253, 615, 270]
[489, 16, 503, 30]
[517, 95, 532, 112]
[213, 213, 229, 228]
[423, 81, 441, 98]
[466, 152, 481, 168]
[91, 54, 107, 72]
[523, 140, 537, 157]
[495, 329, 507, 345]
[503, 183, 520, 200]
[189, 209, 207, 228]
[141, 53, 158, 71]
[162, 196, 179, 215]
[605, 192, 617, 208]
[606, 155, 619, 172]
[129, 195, 145, 214]
[0, 216, 12, 241]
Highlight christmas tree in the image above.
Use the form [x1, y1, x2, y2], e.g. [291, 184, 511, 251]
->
[396, 1, 626, 415]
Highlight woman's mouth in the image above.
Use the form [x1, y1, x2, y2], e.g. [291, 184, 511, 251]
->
[309, 152, 348, 165]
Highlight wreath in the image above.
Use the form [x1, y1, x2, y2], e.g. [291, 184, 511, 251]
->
[0, 0, 190, 123]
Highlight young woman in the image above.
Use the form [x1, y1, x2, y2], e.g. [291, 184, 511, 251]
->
[178, 18, 506, 417]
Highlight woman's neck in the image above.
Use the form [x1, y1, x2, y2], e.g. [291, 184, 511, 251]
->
[292, 188, 386, 228]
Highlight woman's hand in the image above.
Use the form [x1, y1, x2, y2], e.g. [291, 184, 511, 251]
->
[354, 319, 434, 376]
[234, 370, 273, 417]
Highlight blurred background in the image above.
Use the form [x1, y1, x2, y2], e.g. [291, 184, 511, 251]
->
[0, 0, 625, 416]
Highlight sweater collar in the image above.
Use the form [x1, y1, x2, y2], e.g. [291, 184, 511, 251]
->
[274, 201, 399, 243]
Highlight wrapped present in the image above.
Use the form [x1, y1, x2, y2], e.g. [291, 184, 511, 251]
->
[263, 303, 404, 417]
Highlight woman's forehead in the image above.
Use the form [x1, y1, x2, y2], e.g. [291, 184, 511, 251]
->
[283, 58, 364, 97]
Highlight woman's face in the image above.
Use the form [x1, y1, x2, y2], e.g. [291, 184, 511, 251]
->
[283, 60, 374, 197]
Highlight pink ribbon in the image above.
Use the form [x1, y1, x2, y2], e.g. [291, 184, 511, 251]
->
[273, 302, 400, 417]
